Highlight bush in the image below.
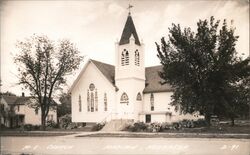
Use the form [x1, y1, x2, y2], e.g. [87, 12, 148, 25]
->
[58, 114, 72, 129]
[46, 120, 58, 128]
[91, 123, 105, 131]
[193, 119, 208, 127]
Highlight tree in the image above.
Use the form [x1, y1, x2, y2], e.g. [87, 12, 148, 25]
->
[156, 16, 250, 126]
[14, 34, 83, 130]
[57, 93, 71, 118]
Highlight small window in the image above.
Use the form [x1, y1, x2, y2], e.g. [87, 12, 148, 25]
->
[104, 93, 107, 111]
[35, 108, 39, 115]
[79, 95, 82, 112]
[17, 105, 20, 112]
[136, 92, 142, 101]
[120, 92, 129, 104]
[150, 93, 154, 111]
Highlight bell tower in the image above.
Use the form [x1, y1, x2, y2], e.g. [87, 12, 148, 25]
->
[114, 11, 145, 121]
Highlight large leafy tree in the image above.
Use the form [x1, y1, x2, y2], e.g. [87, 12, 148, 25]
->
[14, 34, 83, 130]
[156, 17, 250, 125]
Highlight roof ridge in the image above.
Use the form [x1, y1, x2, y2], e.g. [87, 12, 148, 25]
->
[90, 59, 114, 67]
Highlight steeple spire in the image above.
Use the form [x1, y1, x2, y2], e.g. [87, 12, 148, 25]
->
[119, 6, 141, 46]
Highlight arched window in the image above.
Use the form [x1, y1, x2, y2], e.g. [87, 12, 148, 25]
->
[87, 83, 98, 112]
[120, 92, 129, 104]
[121, 50, 125, 66]
[95, 89, 98, 111]
[135, 50, 140, 66]
[104, 93, 107, 111]
[90, 92, 94, 112]
[136, 92, 142, 101]
[150, 93, 154, 111]
[125, 51, 129, 65]
[87, 90, 90, 112]
[79, 95, 82, 112]
[121, 49, 129, 66]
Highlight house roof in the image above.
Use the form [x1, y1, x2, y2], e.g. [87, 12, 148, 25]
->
[1, 95, 57, 106]
[86, 59, 173, 93]
[119, 14, 141, 46]
[1, 95, 30, 105]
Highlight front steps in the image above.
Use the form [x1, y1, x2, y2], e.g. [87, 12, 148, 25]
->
[101, 119, 134, 132]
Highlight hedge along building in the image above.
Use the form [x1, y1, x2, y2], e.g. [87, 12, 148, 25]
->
[69, 12, 202, 124]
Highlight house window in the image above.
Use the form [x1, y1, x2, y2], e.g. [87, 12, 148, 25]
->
[17, 105, 20, 112]
[35, 108, 39, 115]
[135, 50, 140, 66]
[136, 92, 142, 101]
[79, 95, 82, 112]
[120, 92, 129, 104]
[104, 93, 107, 111]
[150, 93, 154, 111]
[121, 49, 129, 66]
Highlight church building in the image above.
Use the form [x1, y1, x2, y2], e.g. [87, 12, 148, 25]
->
[69, 12, 201, 124]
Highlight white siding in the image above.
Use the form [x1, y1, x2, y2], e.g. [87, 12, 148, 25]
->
[71, 62, 116, 123]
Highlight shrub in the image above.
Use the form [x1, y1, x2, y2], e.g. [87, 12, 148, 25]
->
[24, 124, 33, 131]
[46, 120, 58, 128]
[92, 122, 105, 131]
[193, 119, 208, 127]
[58, 114, 72, 129]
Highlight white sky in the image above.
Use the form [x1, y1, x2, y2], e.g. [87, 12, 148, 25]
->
[0, 0, 249, 97]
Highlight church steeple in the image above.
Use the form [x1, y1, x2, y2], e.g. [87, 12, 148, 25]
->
[119, 13, 141, 46]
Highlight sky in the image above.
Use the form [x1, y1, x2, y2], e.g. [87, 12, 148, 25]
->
[0, 0, 249, 97]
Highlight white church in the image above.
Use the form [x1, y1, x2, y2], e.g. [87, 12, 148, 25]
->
[69, 12, 201, 124]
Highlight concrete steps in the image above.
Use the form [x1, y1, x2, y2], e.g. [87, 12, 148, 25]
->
[102, 119, 133, 132]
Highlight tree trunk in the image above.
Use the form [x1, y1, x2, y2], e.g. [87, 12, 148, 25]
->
[205, 113, 211, 127]
[41, 110, 46, 131]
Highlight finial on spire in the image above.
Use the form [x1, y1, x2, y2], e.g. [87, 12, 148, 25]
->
[127, 4, 133, 15]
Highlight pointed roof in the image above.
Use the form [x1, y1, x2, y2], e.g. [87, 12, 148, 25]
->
[119, 13, 141, 46]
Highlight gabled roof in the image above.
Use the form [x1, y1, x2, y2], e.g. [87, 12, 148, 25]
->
[69, 59, 173, 93]
[119, 14, 141, 46]
[143, 65, 173, 93]
[91, 59, 115, 86]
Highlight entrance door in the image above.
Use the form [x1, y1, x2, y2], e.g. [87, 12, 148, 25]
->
[145, 114, 151, 123]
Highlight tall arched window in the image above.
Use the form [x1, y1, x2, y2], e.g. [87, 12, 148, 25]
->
[121, 50, 125, 66]
[104, 93, 107, 111]
[150, 93, 154, 111]
[135, 50, 140, 66]
[87, 83, 98, 112]
[120, 92, 129, 104]
[136, 92, 142, 101]
[95, 89, 98, 111]
[121, 49, 129, 66]
[125, 51, 129, 65]
[79, 95, 82, 112]
[87, 90, 90, 112]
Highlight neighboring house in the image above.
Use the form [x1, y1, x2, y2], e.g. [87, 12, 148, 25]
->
[69, 12, 203, 124]
[0, 94, 57, 128]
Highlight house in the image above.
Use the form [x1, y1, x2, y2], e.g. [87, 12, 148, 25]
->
[0, 93, 57, 128]
[68, 12, 203, 124]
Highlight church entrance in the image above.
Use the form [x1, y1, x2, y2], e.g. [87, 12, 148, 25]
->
[145, 114, 151, 123]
